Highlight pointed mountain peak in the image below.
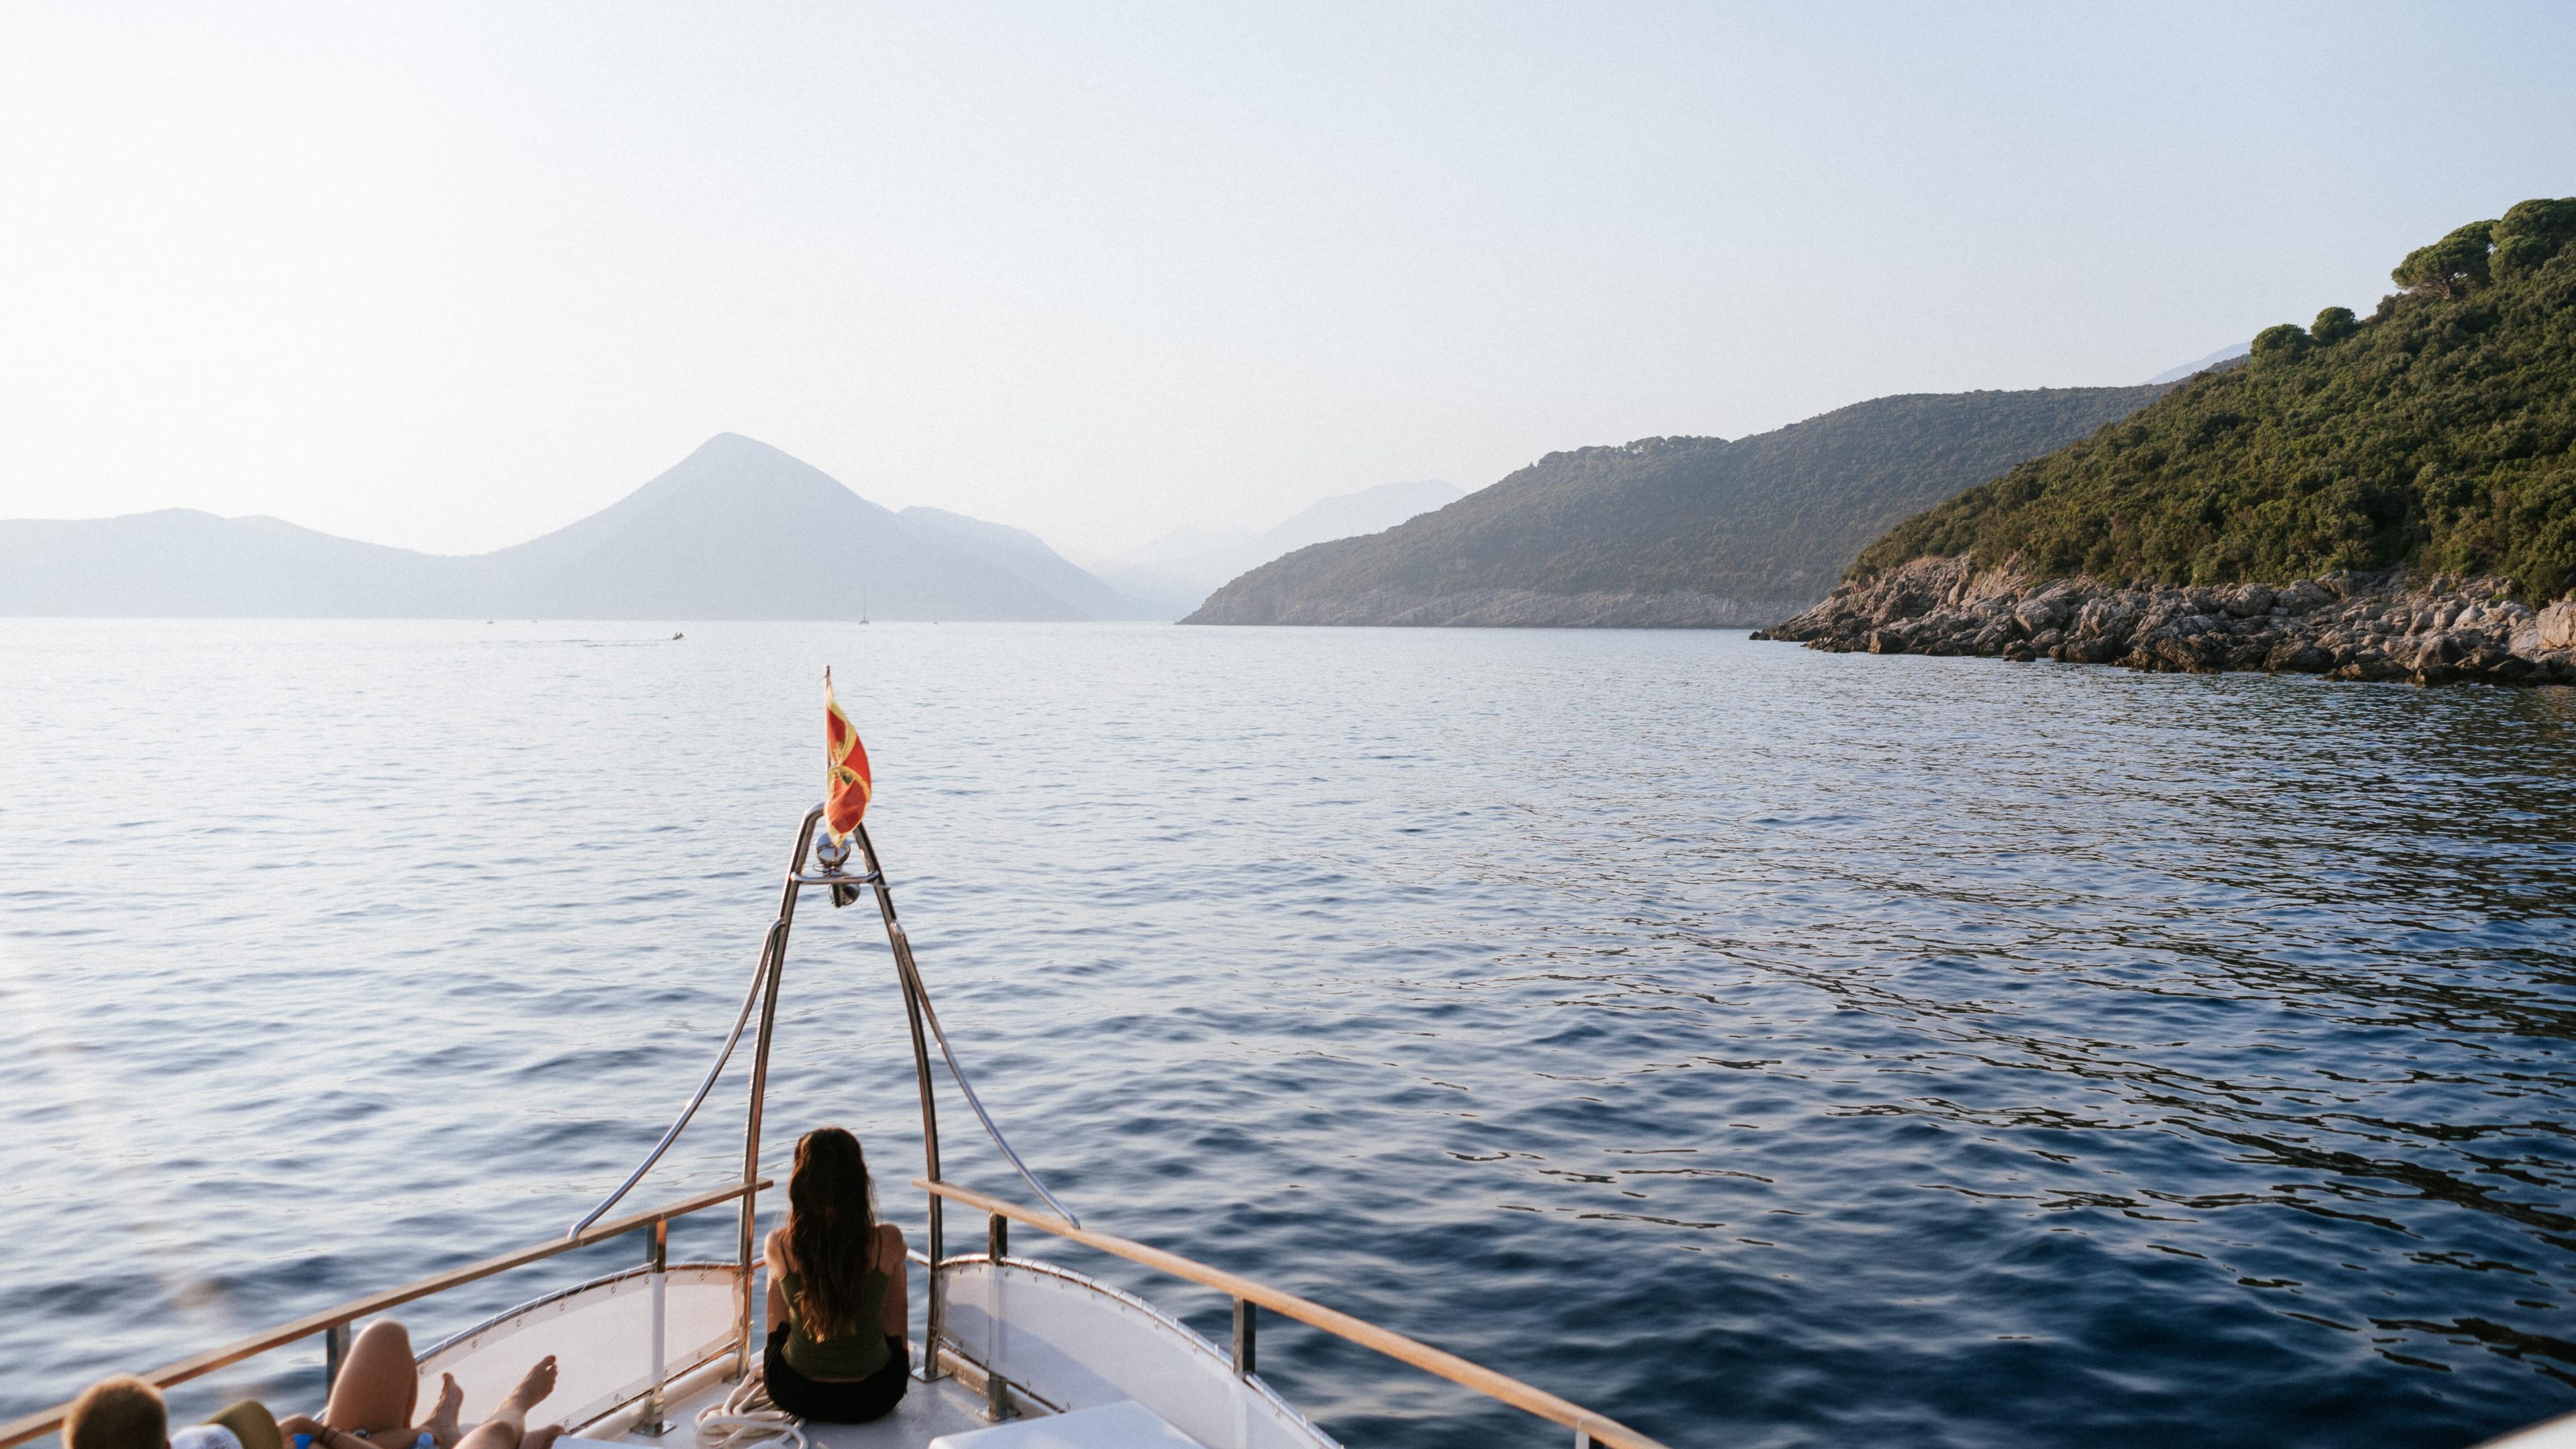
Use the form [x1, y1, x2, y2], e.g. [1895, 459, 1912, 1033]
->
[668, 431, 817, 476]
[633, 432, 866, 511]
[686, 430, 788, 459]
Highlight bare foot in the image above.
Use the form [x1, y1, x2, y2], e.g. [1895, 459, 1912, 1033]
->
[498, 1357, 557, 1415]
[425, 1375, 465, 1448]
[521, 1427, 565, 1449]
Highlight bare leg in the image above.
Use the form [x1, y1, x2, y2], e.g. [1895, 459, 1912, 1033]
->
[324, 1321, 419, 1434]
[450, 1356, 556, 1449]
[422, 1375, 466, 1449]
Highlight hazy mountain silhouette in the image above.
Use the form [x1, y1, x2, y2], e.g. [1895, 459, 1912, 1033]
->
[1097, 478, 1464, 615]
[470, 433, 1083, 619]
[0, 433, 1132, 621]
[2143, 342, 2251, 384]
[897, 506, 1155, 619]
[0, 510, 472, 616]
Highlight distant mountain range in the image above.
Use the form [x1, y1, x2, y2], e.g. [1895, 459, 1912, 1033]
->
[0, 435, 1148, 621]
[8, 365, 2294, 629]
[894, 505, 1146, 621]
[0, 435, 1491, 622]
[1094, 479, 1464, 616]
[2143, 342, 2252, 385]
[1183, 386, 2171, 627]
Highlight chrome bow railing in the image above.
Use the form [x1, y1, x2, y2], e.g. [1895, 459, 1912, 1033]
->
[564, 804, 1079, 1377]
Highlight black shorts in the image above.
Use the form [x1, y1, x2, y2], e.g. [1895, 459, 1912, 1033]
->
[762, 1322, 910, 1424]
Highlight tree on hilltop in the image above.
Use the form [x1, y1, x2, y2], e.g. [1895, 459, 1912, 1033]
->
[2392, 219, 2496, 297]
[2494, 197, 2576, 280]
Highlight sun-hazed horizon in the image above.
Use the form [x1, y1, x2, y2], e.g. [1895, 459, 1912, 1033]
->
[3, 1, 2573, 561]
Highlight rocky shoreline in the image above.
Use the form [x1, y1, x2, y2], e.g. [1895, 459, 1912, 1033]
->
[1755, 554, 2576, 686]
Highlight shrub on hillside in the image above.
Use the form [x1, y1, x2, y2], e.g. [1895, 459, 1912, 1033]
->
[2251, 323, 2310, 362]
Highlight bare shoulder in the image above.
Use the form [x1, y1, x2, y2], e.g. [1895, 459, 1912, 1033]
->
[766, 1222, 793, 1264]
[874, 1220, 905, 1266]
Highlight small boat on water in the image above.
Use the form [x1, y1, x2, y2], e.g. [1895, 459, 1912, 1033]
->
[1, 688, 1669, 1449]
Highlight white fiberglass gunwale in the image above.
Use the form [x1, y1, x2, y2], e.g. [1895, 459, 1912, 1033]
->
[1, 806, 1670, 1449]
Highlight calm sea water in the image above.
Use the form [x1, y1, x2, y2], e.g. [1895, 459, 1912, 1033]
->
[4, 619, 2574, 1449]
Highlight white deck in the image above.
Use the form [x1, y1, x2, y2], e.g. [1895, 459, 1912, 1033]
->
[421, 1258, 1335, 1449]
[583, 1387, 1201, 1449]
[608, 1356, 991, 1449]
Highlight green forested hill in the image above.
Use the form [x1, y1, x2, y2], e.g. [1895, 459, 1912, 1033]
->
[1185, 386, 2167, 625]
[1856, 198, 2576, 597]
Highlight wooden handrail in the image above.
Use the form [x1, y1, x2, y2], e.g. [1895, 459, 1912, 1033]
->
[0, 1181, 767, 1449]
[916, 1177, 1672, 1449]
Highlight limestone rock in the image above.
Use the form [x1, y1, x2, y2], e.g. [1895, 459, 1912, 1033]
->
[1760, 555, 2571, 688]
[2541, 600, 2576, 651]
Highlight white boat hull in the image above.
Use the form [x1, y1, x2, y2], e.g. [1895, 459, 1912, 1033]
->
[403, 1256, 1336, 1449]
[936, 1257, 1331, 1449]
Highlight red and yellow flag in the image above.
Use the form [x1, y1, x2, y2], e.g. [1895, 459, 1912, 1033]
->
[824, 669, 872, 839]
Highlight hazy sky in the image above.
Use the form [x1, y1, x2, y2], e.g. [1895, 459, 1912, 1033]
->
[4, 3, 2572, 561]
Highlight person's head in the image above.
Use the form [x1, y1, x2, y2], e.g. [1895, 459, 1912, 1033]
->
[786, 1126, 877, 1338]
[66, 1377, 166, 1449]
[790, 1126, 875, 1222]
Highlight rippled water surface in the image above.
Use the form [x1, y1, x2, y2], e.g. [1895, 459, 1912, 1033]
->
[5, 620, 2575, 1449]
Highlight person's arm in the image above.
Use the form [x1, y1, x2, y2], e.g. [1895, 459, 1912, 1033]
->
[879, 1222, 908, 1339]
[765, 1222, 794, 1332]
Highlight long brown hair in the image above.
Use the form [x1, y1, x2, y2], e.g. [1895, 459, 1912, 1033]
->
[786, 1126, 877, 1339]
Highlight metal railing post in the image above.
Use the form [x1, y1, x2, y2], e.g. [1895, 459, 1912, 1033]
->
[913, 1001, 945, 1378]
[980, 1212, 1011, 1421]
[853, 821, 947, 1381]
[640, 1218, 671, 1434]
[1232, 1299, 1255, 1378]
[733, 809, 821, 1377]
[734, 926, 787, 1376]
[323, 1323, 352, 1395]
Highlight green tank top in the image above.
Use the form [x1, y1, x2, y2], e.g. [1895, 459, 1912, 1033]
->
[780, 1264, 892, 1381]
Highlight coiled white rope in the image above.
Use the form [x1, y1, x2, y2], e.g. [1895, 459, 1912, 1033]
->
[694, 1373, 805, 1449]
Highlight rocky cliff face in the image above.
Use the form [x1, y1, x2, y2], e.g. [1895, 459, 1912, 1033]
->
[1757, 555, 2576, 686]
